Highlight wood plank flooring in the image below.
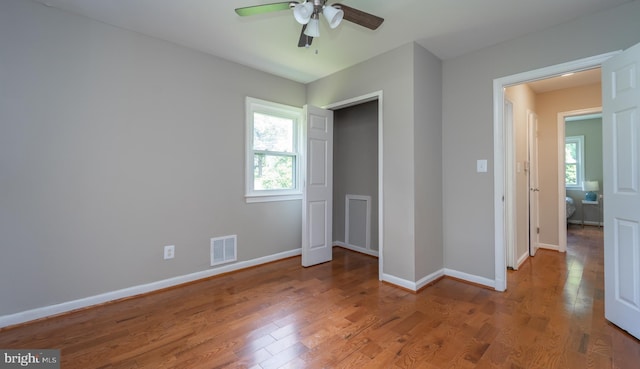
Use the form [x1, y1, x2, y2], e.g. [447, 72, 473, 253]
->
[1, 225, 639, 368]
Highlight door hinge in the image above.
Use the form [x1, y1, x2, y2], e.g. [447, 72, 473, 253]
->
[537, 227, 540, 234]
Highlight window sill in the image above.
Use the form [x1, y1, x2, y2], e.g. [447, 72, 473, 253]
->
[245, 194, 302, 203]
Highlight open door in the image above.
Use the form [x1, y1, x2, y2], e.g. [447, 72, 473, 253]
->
[504, 99, 516, 269]
[603, 41, 640, 340]
[528, 111, 540, 256]
[301, 105, 334, 267]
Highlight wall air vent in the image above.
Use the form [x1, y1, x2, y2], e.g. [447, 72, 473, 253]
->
[210, 235, 237, 266]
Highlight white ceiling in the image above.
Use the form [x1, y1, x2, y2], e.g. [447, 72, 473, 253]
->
[35, 0, 633, 83]
[527, 68, 602, 94]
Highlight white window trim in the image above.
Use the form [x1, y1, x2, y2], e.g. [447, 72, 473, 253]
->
[245, 97, 303, 203]
[565, 135, 585, 189]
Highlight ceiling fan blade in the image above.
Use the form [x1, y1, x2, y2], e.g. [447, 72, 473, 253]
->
[298, 24, 313, 47]
[335, 4, 384, 30]
[235, 2, 298, 17]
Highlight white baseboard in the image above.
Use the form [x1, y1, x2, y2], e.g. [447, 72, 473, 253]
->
[380, 273, 418, 291]
[516, 252, 529, 268]
[333, 241, 379, 257]
[568, 219, 603, 226]
[538, 243, 560, 251]
[381, 269, 445, 292]
[381, 268, 494, 291]
[0, 248, 302, 329]
[443, 268, 496, 289]
[416, 269, 445, 290]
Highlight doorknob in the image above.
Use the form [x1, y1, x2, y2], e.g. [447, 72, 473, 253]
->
[530, 188, 540, 192]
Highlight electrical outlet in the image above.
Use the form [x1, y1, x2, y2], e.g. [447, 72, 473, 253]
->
[164, 245, 175, 260]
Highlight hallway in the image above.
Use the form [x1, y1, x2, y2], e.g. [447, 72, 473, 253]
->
[507, 225, 637, 368]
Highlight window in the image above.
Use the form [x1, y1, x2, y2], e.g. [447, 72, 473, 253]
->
[245, 97, 302, 202]
[565, 135, 584, 188]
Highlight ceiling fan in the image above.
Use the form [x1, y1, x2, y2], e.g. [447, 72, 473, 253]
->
[235, 1, 384, 48]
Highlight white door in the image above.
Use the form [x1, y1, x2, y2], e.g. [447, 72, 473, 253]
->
[504, 99, 517, 269]
[301, 105, 334, 267]
[603, 41, 640, 340]
[528, 111, 540, 256]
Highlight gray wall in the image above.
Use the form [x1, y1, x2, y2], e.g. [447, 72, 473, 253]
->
[308, 42, 444, 283]
[309, 44, 417, 281]
[566, 118, 603, 224]
[442, 1, 640, 279]
[333, 101, 379, 250]
[413, 44, 444, 280]
[0, 0, 305, 316]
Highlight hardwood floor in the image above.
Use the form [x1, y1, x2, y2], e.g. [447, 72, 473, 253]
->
[1, 225, 639, 368]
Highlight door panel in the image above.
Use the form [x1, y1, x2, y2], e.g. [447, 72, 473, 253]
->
[309, 139, 328, 186]
[309, 201, 327, 249]
[613, 109, 637, 192]
[603, 41, 640, 339]
[613, 219, 640, 308]
[302, 105, 333, 267]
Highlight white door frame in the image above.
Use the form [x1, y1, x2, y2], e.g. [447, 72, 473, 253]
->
[324, 91, 384, 279]
[492, 52, 619, 292]
[556, 107, 602, 252]
[528, 110, 540, 257]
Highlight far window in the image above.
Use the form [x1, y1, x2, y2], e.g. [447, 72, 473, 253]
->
[565, 135, 584, 188]
[245, 97, 302, 202]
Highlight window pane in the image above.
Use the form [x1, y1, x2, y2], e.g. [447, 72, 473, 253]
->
[565, 142, 577, 164]
[253, 113, 294, 152]
[566, 163, 577, 185]
[254, 154, 294, 190]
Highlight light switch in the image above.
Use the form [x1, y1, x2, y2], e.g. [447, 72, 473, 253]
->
[477, 159, 488, 173]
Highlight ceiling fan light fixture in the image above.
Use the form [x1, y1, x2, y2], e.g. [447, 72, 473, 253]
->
[323, 4, 343, 29]
[304, 14, 320, 37]
[234, 1, 385, 48]
[293, 1, 314, 25]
